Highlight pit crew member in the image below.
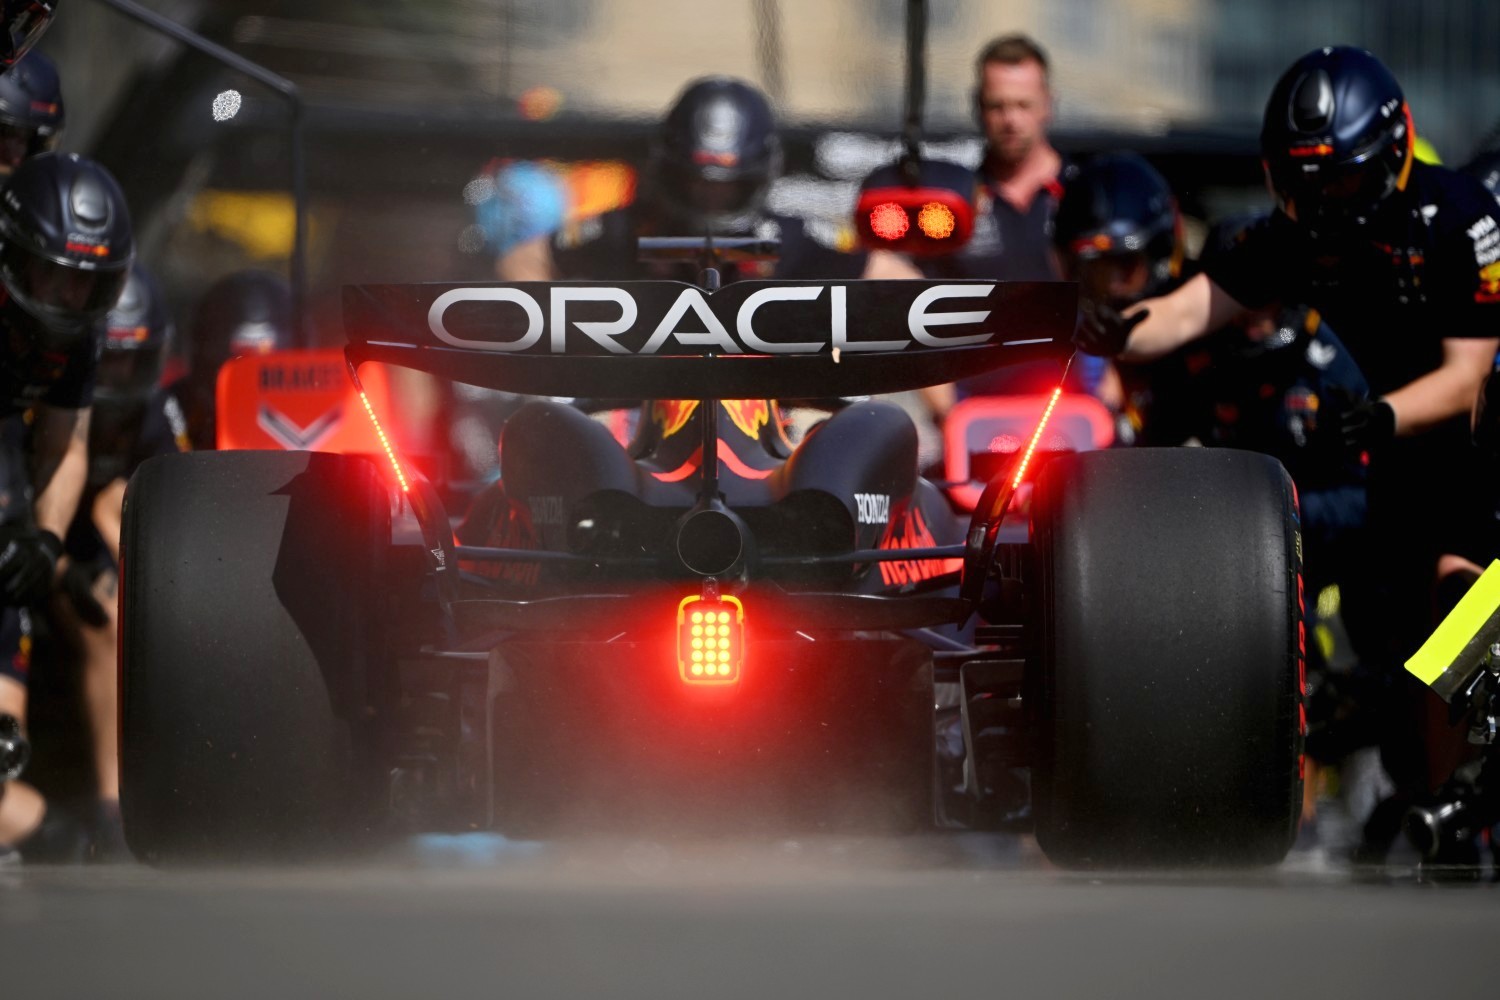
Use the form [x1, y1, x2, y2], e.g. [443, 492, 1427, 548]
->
[1077, 47, 1500, 859]
[492, 76, 853, 283]
[49, 263, 185, 858]
[0, 152, 133, 862]
[0, 48, 61, 177]
[168, 269, 294, 451]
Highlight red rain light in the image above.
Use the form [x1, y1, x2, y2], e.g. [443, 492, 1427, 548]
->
[357, 388, 410, 493]
[869, 202, 909, 241]
[1010, 386, 1064, 490]
[677, 595, 744, 685]
[917, 202, 956, 239]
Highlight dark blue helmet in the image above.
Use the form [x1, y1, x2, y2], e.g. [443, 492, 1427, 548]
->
[0, 152, 133, 352]
[1261, 47, 1413, 234]
[189, 269, 293, 380]
[0, 49, 62, 173]
[653, 76, 781, 231]
[0, 0, 56, 71]
[96, 263, 172, 405]
[1053, 152, 1182, 306]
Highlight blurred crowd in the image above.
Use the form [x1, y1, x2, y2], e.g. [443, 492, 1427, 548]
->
[2, 3, 1500, 871]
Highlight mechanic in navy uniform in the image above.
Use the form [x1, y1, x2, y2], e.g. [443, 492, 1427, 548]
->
[1079, 48, 1500, 861]
[943, 34, 1067, 284]
[47, 263, 185, 858]
[1045, 153, 1185, 419]
[167, 269, 294, 451]
[0, 152, 133, 862]
[1170, 215, 1370, 594]
[0, 49, 61, 178]
[917, 35, 1085, 411]
[494, 76, 854, 284]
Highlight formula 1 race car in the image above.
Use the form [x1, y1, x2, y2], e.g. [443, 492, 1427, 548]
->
[118, 263, 1304, 867]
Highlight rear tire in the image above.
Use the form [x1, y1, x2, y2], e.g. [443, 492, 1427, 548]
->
[120, 451, 391, 862]
[1032, 448, 1303, 867]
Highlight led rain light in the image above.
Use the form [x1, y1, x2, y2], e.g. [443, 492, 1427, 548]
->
[358, 388, 410, 493]
[1011, 386, 1064, 490]
[677, 595, 744, 685]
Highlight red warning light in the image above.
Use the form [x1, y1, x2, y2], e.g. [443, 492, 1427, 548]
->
[1010, 386, 1064, 490]
[677, 595, 744, 684]
[357, 388, 410, 493]
[917, 202, 956, 239]
[869, 202, 909, 241]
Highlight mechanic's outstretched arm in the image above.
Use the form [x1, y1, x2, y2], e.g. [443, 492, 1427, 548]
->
[30, 404, 89, 540]
[1111, 273, 1249, 362]
[1384, 337, 1500, 437]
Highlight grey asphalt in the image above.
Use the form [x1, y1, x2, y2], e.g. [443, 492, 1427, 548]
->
[2, 835, 1496, 999]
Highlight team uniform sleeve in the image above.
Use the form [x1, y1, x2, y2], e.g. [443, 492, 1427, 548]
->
[134, 389, 193, 469]
[1199, 213, 1293, 311]
[1431, 175, 1500, 339]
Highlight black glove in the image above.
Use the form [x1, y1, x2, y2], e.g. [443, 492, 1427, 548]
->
[1074, 301, 1148, 357]
[0, 528, 62, 607]
[61, 558, 109, 628]
[1327, 391, 1396, 456]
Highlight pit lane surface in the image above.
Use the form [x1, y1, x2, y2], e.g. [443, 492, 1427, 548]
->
[3, 835, 1495, 999]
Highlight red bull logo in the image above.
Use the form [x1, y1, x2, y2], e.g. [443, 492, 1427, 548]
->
[877, 507, 963, 587]
[107, 324, 150, 345]
[1477, 261, 1500, 303]
[64, 240, 110, 258]
[653, 399, 699, 438]
[721, 399, 771, 439]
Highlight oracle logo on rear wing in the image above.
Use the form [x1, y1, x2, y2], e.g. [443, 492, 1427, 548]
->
[425, 283, 1030, 356]
[343, 279, 1078, 400]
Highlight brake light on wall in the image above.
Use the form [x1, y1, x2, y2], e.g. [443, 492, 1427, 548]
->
[677, 595, 744, 684]
[853, 159, 977, 257]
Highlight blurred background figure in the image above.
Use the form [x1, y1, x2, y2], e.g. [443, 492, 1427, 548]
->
[170, 269, 294, 451]
[949, 33, 1065, 284]
[1052, 152, 1183, 422]
[491, 76, 839, 284]
[0, 49, 61, 176]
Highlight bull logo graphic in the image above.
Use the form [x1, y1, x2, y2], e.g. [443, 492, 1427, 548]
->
[652, 399, 699, 438]
[721, 399, 771, 438]
[1478, 261, 1500, 304]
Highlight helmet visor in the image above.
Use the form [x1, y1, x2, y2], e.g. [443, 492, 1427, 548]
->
[0, 241, 128, 329]
[657, 160, 768, 227]
[1072, 253, 1153, 310]
[1275, 157, 1399, 226]
[95, 346, 163, 401]
[0, 122, 33, 173]
[1, 3, 54, 68]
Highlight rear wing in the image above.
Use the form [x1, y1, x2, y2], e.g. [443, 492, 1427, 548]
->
[343, 279, 1077, 399]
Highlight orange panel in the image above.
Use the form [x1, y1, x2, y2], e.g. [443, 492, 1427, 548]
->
[215, 349, 395, 456]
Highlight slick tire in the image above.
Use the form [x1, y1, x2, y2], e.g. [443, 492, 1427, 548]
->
[1031, 448, 1303, 867]
[120, 452, 390, 863]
